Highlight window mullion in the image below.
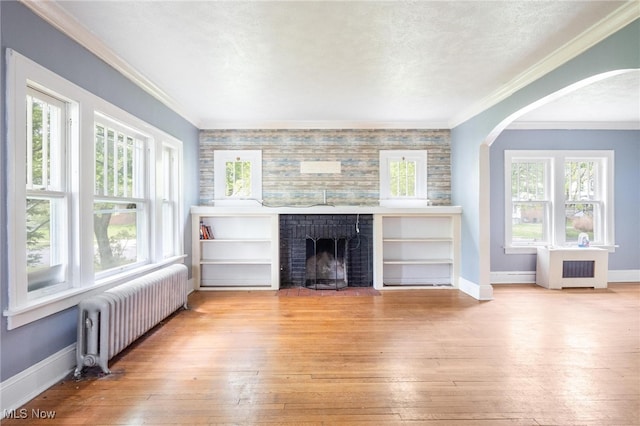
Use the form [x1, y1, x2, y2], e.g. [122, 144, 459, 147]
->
[42, 104, 49, 189]
[123, 137, 129, 198]
[404, 160, 409, 197]
[112, 132, 119, 197]
[26, 96, 34, 188]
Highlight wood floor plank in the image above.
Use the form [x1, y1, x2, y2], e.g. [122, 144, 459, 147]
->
[3, 284, 639, 425]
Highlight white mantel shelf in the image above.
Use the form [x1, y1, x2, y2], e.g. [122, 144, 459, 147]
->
[191, 205, 462, 215]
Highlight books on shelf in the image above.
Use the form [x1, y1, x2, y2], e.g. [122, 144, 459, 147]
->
[199, 221, 214, 240]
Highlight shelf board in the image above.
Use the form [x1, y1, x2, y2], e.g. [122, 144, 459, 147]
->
[200, 259, 272, 265]
[383, 259, 453, 265]
[200, 239, 271, 243]
[383, 238, 452, 243]
[382, 281, 453, 287]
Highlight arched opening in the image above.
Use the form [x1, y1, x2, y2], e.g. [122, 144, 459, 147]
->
[478, 69, 639, 291]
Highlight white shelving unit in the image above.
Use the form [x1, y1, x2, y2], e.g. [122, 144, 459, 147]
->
[374, 214, 460, 289]
[191, 206, 461, 292]
[191, 212, 279, 290]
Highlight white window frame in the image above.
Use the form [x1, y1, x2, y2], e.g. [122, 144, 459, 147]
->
[213, 150, 262, 206]
[504, 150, 614, 254]
[93, 114, 151, 278]
[22, 85, 74, 301]
[379, 150, 428, 207]
[159, 141, 184, 259]
[5, 49, 184, 329]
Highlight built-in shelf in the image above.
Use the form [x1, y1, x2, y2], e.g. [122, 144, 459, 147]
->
[191, 206, 461, 292]
[374, 214, 460, 289]
[383, 259, 454, 264]
[192, 212, 279, 290]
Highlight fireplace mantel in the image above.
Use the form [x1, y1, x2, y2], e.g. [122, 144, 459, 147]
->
[191, 205, 461, 292]
[191, 204, 462, 215]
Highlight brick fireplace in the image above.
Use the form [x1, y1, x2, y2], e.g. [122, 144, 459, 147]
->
[279, 214, 373, 289]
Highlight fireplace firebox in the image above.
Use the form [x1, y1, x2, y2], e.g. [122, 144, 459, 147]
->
[280, 214, 373, 289]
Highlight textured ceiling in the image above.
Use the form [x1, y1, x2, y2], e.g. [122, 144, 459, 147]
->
[43, 1, 639, 128]
[512, 70, 640, 128]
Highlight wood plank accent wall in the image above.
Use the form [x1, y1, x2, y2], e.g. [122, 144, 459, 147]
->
[199, 129, 451, 206]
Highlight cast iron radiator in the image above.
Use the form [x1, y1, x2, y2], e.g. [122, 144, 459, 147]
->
[74, 264, 189, 378]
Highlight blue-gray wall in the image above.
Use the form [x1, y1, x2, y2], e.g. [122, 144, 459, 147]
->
[490, 129, 640, 273]
[0, 1, 199, 381]
[452, 19, 639, 291]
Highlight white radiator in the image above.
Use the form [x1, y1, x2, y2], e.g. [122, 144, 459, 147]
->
[74, 264, 189, 378]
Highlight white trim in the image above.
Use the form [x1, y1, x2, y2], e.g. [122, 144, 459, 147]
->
[449, 2, 640, 128]
[491, 271, 537, 284]
[491, 269, 640, 284]
[5, 49, 186, 329]
[507, 121, 640, 131]
[379, 150, 428, 203]
[504, 150, 615, 251]
[201, 120, 449, 130]
[608, 269, 640, 283]
[0, 344, 76, 418]
[213, 150, 262, 203]
[4, 257, 185, 330]
[458, 277, 494, 301]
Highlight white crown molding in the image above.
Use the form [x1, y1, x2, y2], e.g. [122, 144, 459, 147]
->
[19, 0, 198, 127]
[199, 120, 450, 130]
[506, 121, 640, 130]
[449, 2, 640, 129]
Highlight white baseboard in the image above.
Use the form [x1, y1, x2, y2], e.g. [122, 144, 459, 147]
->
[0, 344, 76, 418]
[491, 271, 536, 284]
[491, 269, 640, 284]
[459, 277, 494, 300]
[608, 269, 640, 283]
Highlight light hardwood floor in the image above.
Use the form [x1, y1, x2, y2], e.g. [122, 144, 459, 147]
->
[5, 284, 639, 425]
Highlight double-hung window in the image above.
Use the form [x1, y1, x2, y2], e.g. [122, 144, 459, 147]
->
[25, 88, 71, 296]
[161, 143, 182, 258]
[93, 118, 149, 275]
[6, 49, 184, 329]
[505, 150, 614, 253]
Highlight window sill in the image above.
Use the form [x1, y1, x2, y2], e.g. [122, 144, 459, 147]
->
[505, 245, 616, 255]
[3, 256, 186, 330]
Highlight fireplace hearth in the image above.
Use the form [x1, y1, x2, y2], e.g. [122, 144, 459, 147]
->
[280, 214, 373, 289]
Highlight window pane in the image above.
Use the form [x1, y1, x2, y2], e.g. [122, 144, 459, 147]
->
[511, 202, 546, 243]
[390, 160, 416, 197]
[225, 160, 251, 197]
[565, 203, 596, 244]
[94, 122, 145, 198]
[565, 160, 597, 201]
[162, 201, 175, 258]
[511, 162, 545, 201]
[93, 202, 142, 272]
[27, 93, 63, 190]
[27, 197, 65, 291]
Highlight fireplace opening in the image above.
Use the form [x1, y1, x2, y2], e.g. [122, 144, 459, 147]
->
[305, 237, 348, 289]
[279, 214, 373, 289]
